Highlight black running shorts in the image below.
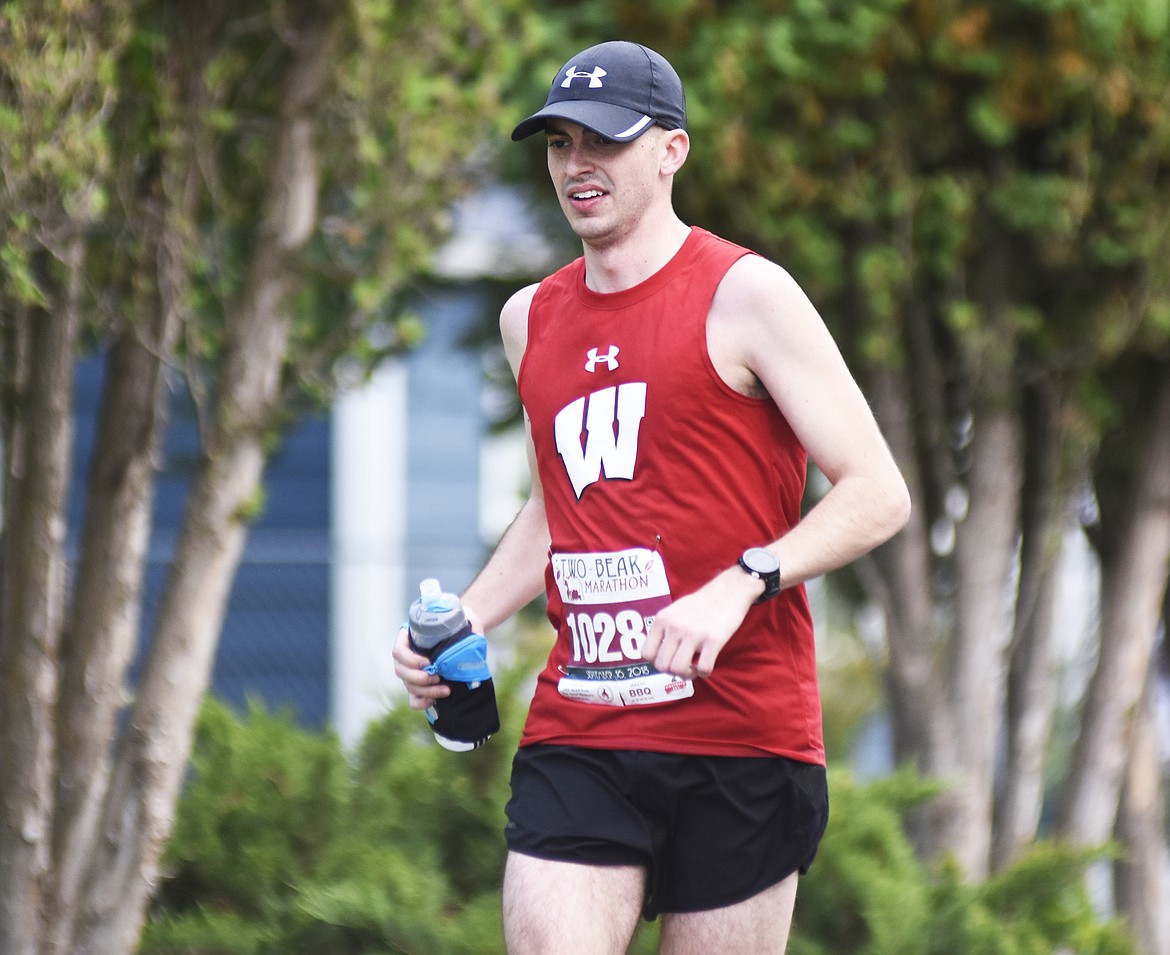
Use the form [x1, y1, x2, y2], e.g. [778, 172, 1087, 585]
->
[504, 744, 829, 919]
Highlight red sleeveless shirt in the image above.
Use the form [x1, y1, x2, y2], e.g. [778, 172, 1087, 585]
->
[516, 227, 824, 763]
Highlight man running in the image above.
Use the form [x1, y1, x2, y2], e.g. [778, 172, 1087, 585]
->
[394, 40, 911, 955]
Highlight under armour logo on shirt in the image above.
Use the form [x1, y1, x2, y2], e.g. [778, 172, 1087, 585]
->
[585, 345, 620, 372]
[562, 66, 607, 89]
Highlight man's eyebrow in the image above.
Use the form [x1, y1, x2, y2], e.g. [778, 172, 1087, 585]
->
[545, 124, 618, 146]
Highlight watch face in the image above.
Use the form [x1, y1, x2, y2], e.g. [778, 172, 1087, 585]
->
[742, 547, 779, 574]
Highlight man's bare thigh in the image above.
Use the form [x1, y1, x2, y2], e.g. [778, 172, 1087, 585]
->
[503, 852, 645, 955]
[659, 871, 799, 955]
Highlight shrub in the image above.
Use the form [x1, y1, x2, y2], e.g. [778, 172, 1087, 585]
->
[143, 706, 1138, 955]
[141, 697, 518, 954]
[791, 769, 1139, 955]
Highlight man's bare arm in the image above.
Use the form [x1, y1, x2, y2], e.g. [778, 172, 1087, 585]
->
[643, 256, 910, 678]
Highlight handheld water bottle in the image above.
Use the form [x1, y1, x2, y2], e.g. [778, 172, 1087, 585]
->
[407, 578, 499, 751]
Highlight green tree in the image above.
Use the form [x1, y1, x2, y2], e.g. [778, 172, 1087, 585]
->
[509, 0, 1170, 947]
[0, 1, 538, 952]
[678, 0, 1170, 940]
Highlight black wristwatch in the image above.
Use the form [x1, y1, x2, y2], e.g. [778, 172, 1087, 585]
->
[738, 547, 782, 603]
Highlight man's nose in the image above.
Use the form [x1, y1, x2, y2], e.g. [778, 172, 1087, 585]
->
[564, 142, 595, 173]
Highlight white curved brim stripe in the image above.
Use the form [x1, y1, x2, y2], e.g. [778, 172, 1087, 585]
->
[512, 100, 660, 142]
[612, 115, 653, 140]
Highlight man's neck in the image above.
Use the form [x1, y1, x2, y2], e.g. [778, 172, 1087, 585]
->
[580, 214, 692, 294]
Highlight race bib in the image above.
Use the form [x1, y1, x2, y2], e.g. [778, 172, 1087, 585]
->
[551, 547, 694, 707]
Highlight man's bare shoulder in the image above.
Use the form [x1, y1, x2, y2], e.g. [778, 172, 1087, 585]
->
[709, 253, 810, 350]
[500, 282, 541, 370]
[501, 282, 540, 326]
[709, 251, 842, 399]
[707, 255, 792, 396]
[713, 253, 831, 352]
[716, 253, 805, 314]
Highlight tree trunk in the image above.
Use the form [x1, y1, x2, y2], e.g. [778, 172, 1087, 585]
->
[1114, 660, 1169, 955]
[935, 406, 1022, 878]
[863, 365, 950, 770]
[46, 28, 201, 952]
[1060, 370, 1170, 874]
[48, 319, 179, 952]
[869, 305, 1025, 876]
[64, 13, 336, 952]
[0, 238, 84, 955]
[993, 380, 1069, 870]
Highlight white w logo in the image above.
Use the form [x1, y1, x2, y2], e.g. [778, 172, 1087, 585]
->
[554, 383, 647, 499]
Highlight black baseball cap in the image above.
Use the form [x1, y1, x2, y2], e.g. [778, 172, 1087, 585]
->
[511, 41, 687, 143]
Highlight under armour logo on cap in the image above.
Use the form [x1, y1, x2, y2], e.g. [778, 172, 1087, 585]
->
[562, 66, 607, 89]
[512, 41, 687, 143]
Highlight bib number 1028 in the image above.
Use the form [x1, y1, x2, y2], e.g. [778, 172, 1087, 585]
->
[567, 609, 648, 664]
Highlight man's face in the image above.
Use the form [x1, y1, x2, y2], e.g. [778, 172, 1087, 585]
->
[544, 120, 668, 246]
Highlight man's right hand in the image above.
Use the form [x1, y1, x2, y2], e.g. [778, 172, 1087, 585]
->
[392, 626, 451, 710]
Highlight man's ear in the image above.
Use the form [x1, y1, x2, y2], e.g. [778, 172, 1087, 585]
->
[660, 128, 690, 175]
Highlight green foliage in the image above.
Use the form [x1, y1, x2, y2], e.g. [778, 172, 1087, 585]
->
[4, 0, 545, 415]
[156, 700, 350, 922]
[522, 0, 1170, 450]
[143, 694, 523, 954]
[139, 907, 268, 955]
[0, 0, 134, 308]
[791, 770, 1138, 955]
[144, 701, 1137, 955]
[793, 768, 942, 954]
[315, 0, 534, 289]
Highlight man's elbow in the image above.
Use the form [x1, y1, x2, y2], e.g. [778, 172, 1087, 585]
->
[880, 474, 913, 541]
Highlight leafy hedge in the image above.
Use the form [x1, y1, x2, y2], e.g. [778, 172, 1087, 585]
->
[142, 697, 518, 954]
[141, 699, 1137, 955]
[791, 771, 1136, 955]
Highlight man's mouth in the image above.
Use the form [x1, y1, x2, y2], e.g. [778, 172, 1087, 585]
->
[570, 189, 605, 201]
